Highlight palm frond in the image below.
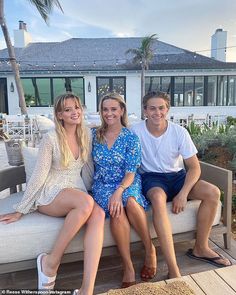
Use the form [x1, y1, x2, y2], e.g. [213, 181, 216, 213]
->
[27, 0, 63, 23]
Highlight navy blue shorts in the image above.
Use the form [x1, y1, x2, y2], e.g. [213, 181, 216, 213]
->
[141, 169, 186, 202]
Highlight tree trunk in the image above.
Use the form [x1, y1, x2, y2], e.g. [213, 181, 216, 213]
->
[0, 0, 27, 114]
[140, 65, 145, 119]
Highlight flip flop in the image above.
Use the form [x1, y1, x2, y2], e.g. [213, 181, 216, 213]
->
[140, 265, 157, 281]
[37, 253, 57, 290]
[186, 248, 232, 268]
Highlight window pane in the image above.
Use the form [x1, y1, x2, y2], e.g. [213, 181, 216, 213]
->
[22, 78, 51, 106]
[97, 77, 125, 109]
[161, 77, 171, 93]
[52, 78, 84, 104]
[184, 77, 194, 106]
[194, 76, 204, 106]
[112, 78, 125, 98]
[207, 76, 217, 106]
[217, 76, 227, 106]
[145, 77, 161, 93]
[174, 77, 184, 106]
[97, 78, 110, 106]
[228, 76, 236, 106]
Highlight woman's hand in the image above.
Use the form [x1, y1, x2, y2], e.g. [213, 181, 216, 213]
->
[108, 189, 123, 218]
[0, 212, 23, 224]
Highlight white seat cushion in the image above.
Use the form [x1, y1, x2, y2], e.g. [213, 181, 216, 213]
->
[0, 192, 221, 264]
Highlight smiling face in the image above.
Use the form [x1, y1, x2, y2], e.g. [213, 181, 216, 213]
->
[101, 98, 124, 127]
[144, 97, 169, 128]
[57, 97, 82, 127]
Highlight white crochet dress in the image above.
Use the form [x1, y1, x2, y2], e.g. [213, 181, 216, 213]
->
[15, 129, 93, 214]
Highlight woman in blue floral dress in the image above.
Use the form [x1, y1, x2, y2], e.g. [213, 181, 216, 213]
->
[92, 93, 157, 287]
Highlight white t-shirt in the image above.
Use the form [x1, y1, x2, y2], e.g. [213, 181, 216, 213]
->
[131, 120, 198, 173]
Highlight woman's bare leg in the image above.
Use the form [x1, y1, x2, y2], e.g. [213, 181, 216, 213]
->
[110, 208, 135, 283]
[80, 204, 105, 295]
[38, 188, 94, 277]
[126, 197, 156, 273]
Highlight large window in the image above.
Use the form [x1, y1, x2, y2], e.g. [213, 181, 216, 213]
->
[22, 77, 84, 107]
[97, 77, 126, 110]
[146, 74, 236, 106]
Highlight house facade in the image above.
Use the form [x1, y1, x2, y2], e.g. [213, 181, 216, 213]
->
[0, 36, 236, 119]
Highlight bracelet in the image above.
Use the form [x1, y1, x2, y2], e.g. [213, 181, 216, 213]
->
[118, 184, 126, 190]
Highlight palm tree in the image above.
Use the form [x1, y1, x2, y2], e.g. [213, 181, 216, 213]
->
[0, 0, 63, 114]
[126, 34, 157, 119]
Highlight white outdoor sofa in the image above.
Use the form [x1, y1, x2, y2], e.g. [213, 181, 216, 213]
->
[0, 162, 232, 274]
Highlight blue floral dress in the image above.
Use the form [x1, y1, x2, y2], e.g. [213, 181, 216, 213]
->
[92, 127, 150, 218]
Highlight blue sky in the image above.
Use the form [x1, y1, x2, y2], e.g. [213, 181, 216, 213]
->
[1, 0, 236, 61]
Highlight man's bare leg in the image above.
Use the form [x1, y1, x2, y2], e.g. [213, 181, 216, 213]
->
[148, 188, 181, 278]
[188, 180, 231, 266]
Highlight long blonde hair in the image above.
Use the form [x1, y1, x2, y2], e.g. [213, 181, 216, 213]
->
[96, 92, 128, 143]
[54, 93, 89, 167]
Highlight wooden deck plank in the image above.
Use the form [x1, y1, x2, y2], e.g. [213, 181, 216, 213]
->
[214, 265, 236, 291]
[191, 269, 236, 295]
[166, 275, 205, 295]
[210, 234, 236, 261]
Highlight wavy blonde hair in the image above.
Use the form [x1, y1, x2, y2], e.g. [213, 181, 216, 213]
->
[96, 92, 128, 143]
[54, 93, 89, 167]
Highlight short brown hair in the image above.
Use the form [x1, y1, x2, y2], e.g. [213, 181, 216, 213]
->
[143, 91, 170, 109]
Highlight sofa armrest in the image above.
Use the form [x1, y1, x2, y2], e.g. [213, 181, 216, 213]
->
[200, 161, 232, 231]
[0, 166, 26, 194]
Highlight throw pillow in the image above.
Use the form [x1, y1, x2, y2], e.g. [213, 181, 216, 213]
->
[21, 146, 39, 182]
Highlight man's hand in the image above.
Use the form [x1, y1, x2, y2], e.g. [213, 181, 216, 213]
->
[108, 190, 123, 218]
[0, 212, 22, 224]
[172, 193, 188, 214]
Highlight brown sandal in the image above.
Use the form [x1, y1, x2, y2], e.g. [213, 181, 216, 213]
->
[121, 281, 136, 288]
[140, 265, 157, 281]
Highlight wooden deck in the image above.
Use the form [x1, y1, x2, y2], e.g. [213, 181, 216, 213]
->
[0, 234, 235, 294]
[99, 265, 236, 295]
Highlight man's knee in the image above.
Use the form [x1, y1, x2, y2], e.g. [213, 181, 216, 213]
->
[206, 184, 221, 203]
[148, 188, 167, 210]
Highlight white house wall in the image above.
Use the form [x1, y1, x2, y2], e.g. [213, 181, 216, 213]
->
[126, 74, 141, 118]
[84, 76, 96, 112]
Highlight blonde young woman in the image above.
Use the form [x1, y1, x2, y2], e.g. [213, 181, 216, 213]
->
[0, 94, 105, 295]
[92, 93, 157, 288]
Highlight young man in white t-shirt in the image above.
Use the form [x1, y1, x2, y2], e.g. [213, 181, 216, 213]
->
[131, 91, 232, 278]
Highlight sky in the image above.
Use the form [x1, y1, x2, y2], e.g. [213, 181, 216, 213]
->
[1, 0, 236, 62]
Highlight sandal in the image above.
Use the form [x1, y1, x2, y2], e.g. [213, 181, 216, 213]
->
[37, 253, 57, 290]
[140, 265, 157, 281]
[186, 248, 232, 268]
[121, 281, 136, 288]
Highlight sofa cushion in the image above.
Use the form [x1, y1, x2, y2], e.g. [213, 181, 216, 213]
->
[0, 192, 222, 264]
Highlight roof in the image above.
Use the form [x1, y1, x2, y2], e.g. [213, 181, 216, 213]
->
[0, 37, 236, 73]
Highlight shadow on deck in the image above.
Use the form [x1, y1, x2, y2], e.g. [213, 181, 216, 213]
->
[0, 234, 235, 294]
